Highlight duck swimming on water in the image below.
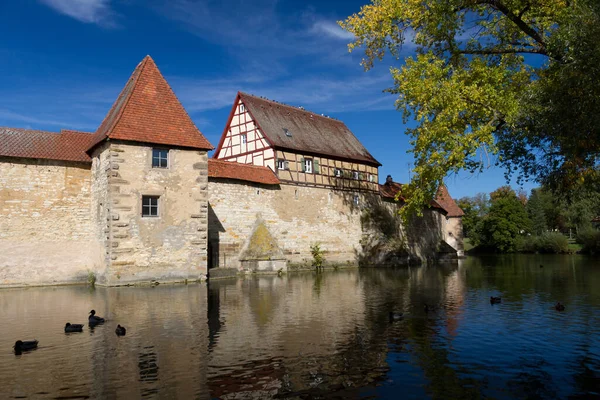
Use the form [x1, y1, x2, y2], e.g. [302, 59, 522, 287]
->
[64, 323, 84, 333]
[89, 310, 105, 325]
[115, 325, 127, 336]
[555, 302, 565, 311]
[490, 296, 502, 304]
[14, 340, 38, 354]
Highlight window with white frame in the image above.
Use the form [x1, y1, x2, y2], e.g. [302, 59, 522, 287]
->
[241, 134, 247, 144]
[152, 149, 168, 168]
[368, 173, 375, 182]
[353, 170, 359, 180]
[142, 195, 159, 217]
[240, 103, 245, 112]
[304, 158, 313, 173]
[277, 159, 286, 170]
[353, 194, 360, 206]
[334, 168, 342, 178]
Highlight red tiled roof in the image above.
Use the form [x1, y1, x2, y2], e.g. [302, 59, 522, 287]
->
[88, 55, 213, 152]
[0, 127, 93, 163]
[208, 159, 280, 185]
[235, 92, 381, 166]
[434, 185, 464, 217]
[379, 181, 405, 200]
[378, 181, 464, 217]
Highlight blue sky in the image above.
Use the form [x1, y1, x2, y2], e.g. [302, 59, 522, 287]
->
[0, 0, 537, 199]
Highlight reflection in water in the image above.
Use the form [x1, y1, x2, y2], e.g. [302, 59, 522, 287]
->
[139, 347, 159, 398]
[0, 255, 599, 399]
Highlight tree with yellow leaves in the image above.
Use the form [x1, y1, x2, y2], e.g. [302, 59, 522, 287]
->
[340, 0, 600, 218]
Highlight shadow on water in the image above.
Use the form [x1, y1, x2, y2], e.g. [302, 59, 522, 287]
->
[1, 255, 600, 399]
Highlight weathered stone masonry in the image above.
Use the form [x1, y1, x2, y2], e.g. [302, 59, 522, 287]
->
[92, 143, 209, 285]
[0, 157, 103, 286]
[0, 55, 463, 287]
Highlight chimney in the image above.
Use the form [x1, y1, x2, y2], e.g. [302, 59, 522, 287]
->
[385, 175, 393, 185]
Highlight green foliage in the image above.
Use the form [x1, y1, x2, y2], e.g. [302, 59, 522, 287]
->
[576, 228, 600, 253]
[310, 243, 325, 269]
[340, 0, 600, 217]
[527, 189, 548, 235]
[478, 186, 530, 252]
[87, 271, 96, 287]
[538, 232, 570, 253]
[458, 193, 490, 239]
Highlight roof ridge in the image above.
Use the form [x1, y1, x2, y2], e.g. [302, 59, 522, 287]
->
[60, 129, 94, 135]
[239, 92, 342, 123]
[160, 62, 213, 149]
[106, 56, 149, 140]
[0, 127, 60, 135]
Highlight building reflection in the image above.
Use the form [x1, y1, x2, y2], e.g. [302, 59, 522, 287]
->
[3, 256, 599, 399]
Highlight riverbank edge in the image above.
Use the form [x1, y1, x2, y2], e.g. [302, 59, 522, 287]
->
[0, 256, 464, 288]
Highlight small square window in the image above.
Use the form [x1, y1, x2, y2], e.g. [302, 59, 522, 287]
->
[142, 196, 159, 217]
[152, 149, 168, 168]
[334, 169, 342, 178]
[353, 195, 360, 206]
[304, 158, 313, 174]
[277, 159, 286, 170]
[241, 134, 247, 144]
[368, 173, 375, 182]
[240, 104, 245, 112]
[353, 171, 359, 180]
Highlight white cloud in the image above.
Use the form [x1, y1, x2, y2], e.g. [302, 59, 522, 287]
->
[0, 109, 94, 130]
[39, 0, 117, 27]
[312, 20, 355, 40]
[169, 71, 394, 115]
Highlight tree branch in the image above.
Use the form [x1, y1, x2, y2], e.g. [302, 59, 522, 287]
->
[459, 47, 547, 56]
[489, 0, 547, 50]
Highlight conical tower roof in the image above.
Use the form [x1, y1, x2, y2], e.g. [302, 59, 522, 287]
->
[88, 55, 213, 151]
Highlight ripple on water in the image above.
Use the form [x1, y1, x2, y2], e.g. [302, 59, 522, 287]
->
[1, 257, 600, 399]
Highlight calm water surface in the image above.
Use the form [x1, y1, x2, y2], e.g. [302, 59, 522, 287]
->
[1, 255, 600, 399]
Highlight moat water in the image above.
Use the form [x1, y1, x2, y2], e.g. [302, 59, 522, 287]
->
[1, 255, 599, 399]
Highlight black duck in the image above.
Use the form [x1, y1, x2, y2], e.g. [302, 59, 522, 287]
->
[14, 340, 38, 353]
[64, 323, 84, 333]
[115, 325, 127, 336]
[89, 310, 105, 325]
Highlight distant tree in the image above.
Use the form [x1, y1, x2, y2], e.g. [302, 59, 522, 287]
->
[563, 193, 599, 233]
[490, 186, 515, 202]
[527, 189, 548, 235]
[517, 188, 528, 206]
[457, 193, 490, 240]
[457, 198, 476, 239]
[472, 193, 490, 216]
[479, 186, 531, 252]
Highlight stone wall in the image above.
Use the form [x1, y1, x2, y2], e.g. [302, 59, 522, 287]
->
[209, 179, 463, 271]
[361, 195, 464, 264]
[95, 142, 208, 285]
[208, 180, 365, 270]
[0, 157, 103, 286]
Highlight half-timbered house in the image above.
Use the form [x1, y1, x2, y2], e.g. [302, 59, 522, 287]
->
[214, 92, 381, 193]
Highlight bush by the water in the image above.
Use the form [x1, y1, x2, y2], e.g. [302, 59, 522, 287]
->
[576, 229, 600, 253]
[517, 232, 569, 254]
